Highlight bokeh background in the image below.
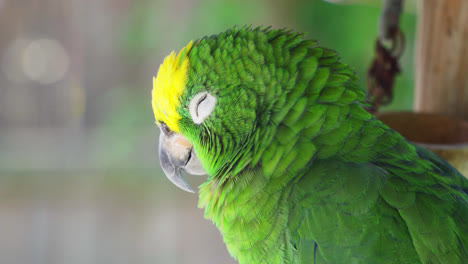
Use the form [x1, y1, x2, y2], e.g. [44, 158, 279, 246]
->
[0, 0, 417, 263]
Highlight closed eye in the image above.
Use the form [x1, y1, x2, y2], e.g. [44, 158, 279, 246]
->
[189, 92, 216, 124]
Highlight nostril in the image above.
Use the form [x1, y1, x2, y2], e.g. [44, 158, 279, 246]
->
[160, 122, 172, 135]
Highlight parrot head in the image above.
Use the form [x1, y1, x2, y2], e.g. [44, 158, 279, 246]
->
[152, 27, 364, 193]
[152, 28, 265, 192]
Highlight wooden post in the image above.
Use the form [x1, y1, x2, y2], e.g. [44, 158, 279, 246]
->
[414, 0, 468, 120]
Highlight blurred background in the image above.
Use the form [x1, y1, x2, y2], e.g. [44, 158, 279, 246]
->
[0, 0, 417, 263]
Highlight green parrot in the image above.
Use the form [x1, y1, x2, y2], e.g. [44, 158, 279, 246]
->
[152, 27, 468, 264]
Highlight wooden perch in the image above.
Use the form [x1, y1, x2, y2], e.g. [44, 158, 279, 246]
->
[414, 0, 468, 120]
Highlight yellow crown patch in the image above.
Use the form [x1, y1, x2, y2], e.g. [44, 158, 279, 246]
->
[152, 41, 193, 133]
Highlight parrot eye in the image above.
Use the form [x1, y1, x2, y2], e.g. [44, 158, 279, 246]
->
[189, 92, 216, 124]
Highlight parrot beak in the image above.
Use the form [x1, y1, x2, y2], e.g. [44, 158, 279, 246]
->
[158, 128, 206, 193]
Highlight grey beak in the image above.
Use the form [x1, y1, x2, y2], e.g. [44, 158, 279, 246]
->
[158, 129, 206, 193]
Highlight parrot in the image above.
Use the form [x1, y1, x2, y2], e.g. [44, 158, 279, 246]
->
[151, 26, 468, 264]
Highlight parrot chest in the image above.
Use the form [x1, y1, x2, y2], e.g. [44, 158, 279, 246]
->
[201, 174, 299, 264]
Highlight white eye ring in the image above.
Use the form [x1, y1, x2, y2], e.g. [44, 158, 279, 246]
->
[189, 92, 216, 124]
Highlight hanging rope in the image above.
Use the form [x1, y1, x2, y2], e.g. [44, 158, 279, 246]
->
[366, 0, 405, 114]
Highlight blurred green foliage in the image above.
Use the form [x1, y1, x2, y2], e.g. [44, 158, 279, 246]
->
[120, 0, 416, 117]
[293, 1, 416, 110]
